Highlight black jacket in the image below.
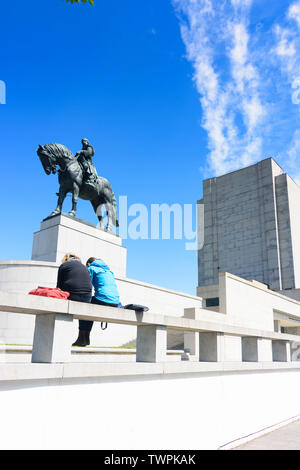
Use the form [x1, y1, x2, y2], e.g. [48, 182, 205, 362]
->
[56, 259, 92, 295]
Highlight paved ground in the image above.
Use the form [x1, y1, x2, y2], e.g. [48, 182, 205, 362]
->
[233, 419, 300, 450]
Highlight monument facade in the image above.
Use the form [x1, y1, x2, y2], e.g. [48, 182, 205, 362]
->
[197, 158, 300, 302]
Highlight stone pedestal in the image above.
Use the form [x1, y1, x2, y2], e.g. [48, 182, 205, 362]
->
[31, 213, 127, 277]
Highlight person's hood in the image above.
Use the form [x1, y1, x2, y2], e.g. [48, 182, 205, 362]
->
[90, 259, 110, 271]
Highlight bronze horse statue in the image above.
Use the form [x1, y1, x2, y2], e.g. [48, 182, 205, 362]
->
[37, 143, 119, 231]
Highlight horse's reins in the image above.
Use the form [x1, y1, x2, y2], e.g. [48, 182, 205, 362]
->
[53, 156, 74, 173]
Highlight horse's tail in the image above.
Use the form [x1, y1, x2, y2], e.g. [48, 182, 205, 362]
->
[110, 189, 119, 227]
[97, 177, 119, 228]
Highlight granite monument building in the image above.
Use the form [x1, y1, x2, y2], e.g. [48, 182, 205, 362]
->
[197, 158, 300, 302]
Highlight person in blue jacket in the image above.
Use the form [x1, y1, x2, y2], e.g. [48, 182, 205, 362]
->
[87, 257, 120, 306]
[75, 257, 120, 345]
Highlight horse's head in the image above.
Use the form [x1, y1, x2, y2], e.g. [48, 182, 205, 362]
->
[37, 144, 57, 175]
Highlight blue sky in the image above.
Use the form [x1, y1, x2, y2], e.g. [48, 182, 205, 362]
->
[0, 0, 299, 296]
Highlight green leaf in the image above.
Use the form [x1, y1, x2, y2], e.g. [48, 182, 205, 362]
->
[66, 0, 94, 4]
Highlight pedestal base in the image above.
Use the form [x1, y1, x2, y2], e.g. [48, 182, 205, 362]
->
[31, 213, 127, 277]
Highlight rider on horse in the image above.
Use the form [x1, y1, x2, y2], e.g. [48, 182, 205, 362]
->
[75, 138, 98, 184]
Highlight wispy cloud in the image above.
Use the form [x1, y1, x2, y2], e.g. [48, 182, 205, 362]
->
[172, 0, 266, 176]
[172, 0, 300, 181]
[287, 129, 300, 182]
[274, 2, 300, 82]
[273, 0, 300, 181]
[289, 0, 300, 29]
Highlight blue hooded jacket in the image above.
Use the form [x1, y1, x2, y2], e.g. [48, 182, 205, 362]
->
[88, 259, 120, 304]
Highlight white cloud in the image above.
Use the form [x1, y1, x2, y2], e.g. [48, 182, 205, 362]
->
[287, 129, 300, 183]
[288, 0, 300, 29]
[242, 97, 265, 130]
[273, 1, 300, 180]
[173, 0, 266, 176]
[230, 23, 249, 68]
[274, 2, 300, 92]
[231, 0, 252, 7]
[172, 0, 300, 180]
[274, 26, 296, 59]
[228, 21, 264, 131]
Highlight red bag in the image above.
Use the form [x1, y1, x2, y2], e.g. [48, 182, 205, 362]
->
[28, 287, 70, 300]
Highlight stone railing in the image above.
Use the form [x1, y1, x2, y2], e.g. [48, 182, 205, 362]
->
[0, 290, 299, 364]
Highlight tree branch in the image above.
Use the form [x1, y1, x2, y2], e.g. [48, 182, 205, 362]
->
[66, 0, 94, 5]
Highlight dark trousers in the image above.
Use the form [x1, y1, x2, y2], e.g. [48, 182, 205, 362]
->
[68, 293, 92, 332]
[79, 296, 119, 332]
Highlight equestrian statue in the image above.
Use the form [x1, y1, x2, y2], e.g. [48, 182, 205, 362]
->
[37, 139, 119, 232]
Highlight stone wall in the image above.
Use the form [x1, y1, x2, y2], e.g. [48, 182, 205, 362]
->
[198, 158, 300, 292]
[1, 363, 300, 449]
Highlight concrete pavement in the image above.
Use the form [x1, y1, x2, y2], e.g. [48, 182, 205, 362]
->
[232, 419, 300, 450]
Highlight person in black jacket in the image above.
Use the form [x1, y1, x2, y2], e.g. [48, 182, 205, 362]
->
[57, 253, 92, 347]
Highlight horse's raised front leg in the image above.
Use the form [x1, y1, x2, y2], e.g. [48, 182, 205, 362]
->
[50, 190, 67, 217]
[69, 184, 79, 217]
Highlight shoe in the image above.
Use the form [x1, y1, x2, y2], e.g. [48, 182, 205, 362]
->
[72, 330, 90, 347]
